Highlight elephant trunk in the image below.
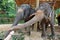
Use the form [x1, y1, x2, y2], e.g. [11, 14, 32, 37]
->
[12, 9, 24, 26]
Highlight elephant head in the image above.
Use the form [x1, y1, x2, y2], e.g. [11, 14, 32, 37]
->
[12, 4, 31, 26]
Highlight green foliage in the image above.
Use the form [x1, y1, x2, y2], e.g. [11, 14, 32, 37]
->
[0, 0, 16, 24]
[55, 8, 60, 24]
[0, 0, 16, 17]
[55, 8, 60, 14]
[0, 31, 25, 40]
[12, 33, 24, 40]
[7, 0, 16, 17]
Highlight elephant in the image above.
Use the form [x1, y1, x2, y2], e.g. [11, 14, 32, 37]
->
[4, 3, 55, 40]
[38, 2, 55, 38]
[4, 4, 36, 38]
[12, 4, 36, 26]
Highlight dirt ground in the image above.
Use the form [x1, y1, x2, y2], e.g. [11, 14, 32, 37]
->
[0, 24, 60, 40]
[24, 24, 60, 40]
[24, 31, 43, 40]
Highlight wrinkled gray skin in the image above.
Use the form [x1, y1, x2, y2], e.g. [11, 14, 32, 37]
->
[39, 3, 54, 24]
[38, 2, 55, 37]
[12, 4, 35, 26]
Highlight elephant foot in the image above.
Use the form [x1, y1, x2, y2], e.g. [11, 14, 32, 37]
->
[51, 36, 58, 40]
[25, 27, 31, 36]
[37, 29, 40, 32]
[49, 34, 58, 40]
[25, 27, 27, 31]
[27, 31, 31, 36]
[41, 33, 47, 37]
[42, 36, 47, 40]
[41, 33, 48, 40]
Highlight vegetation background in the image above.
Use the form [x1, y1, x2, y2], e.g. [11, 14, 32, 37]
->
[0, 0, 59, 24]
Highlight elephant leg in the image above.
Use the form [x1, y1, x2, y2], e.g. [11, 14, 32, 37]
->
[50, 21, 55, 36]
[24, 21, 27, 31]
[49, 21, 56, 40]
[41, 22, 47, 37]
[45, 23, 49, 31]
[31, 24, 34, 30]
[27, 26, 31, 35]
[37, 22, 40, 31]
[41, 22, 48, 40]
[51, 25, 55, 36]
[24, 20, 30, 35]
[24, 13, 35, 35]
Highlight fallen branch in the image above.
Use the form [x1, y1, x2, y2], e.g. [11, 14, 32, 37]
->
[4, 31, 14, 40]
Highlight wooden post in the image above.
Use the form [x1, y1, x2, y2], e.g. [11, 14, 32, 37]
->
[35, 0, 39, 9]
[33, 23, 38, 31]
[33, 0, 40, 31]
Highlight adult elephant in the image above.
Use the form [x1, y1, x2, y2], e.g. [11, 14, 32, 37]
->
[38, 2, 55, 38]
